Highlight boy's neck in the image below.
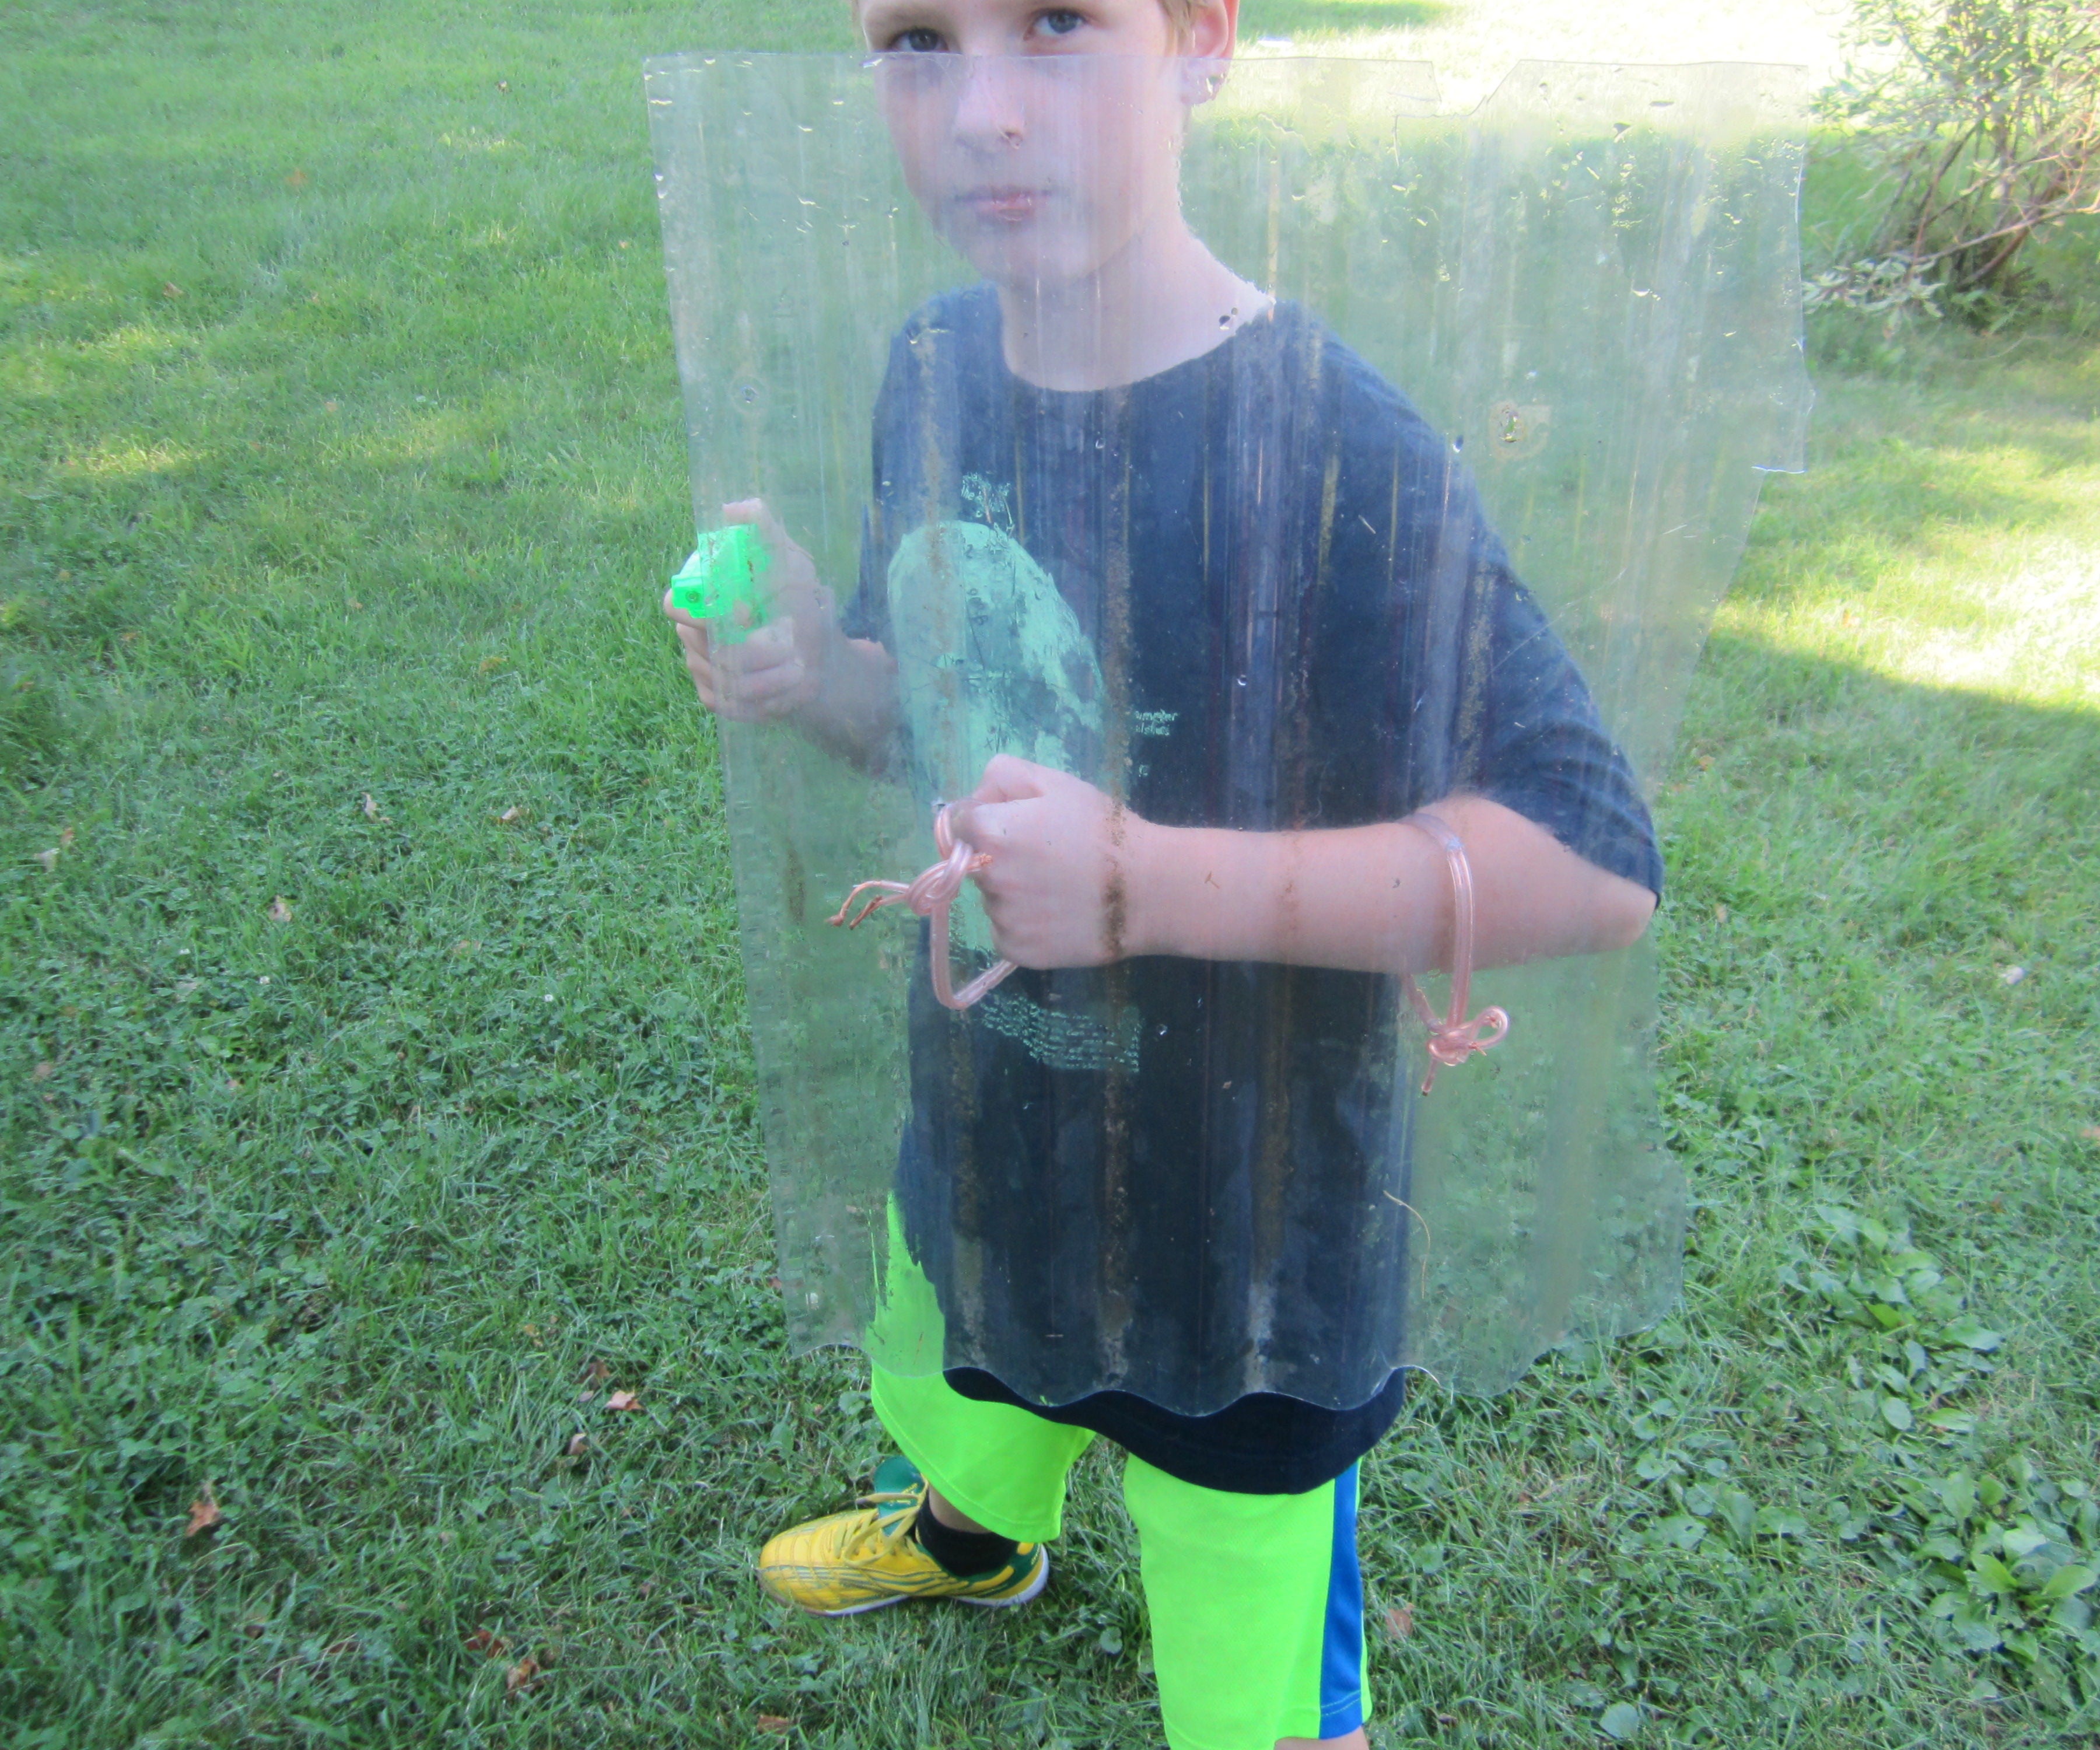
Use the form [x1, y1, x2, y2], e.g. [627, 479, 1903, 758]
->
[994, 215, 1270, 392]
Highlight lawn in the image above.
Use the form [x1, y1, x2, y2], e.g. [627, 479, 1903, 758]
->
[2, 2, 2096, 1747]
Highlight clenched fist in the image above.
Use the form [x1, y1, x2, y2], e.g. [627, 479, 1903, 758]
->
[949, 755, 1158, 968]
[663, 499, 837, 723]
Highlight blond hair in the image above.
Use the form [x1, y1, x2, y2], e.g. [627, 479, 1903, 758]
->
[1155, 0, 1209, 41]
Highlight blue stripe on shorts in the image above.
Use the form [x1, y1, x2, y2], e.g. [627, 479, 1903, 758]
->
[1319, 1462, 1366, 1738]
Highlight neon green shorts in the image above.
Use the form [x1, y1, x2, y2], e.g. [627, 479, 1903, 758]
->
[870, 1364, 1368, 1750]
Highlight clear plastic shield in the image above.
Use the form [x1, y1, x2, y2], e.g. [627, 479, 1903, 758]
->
[646, 52, 1809, 1410]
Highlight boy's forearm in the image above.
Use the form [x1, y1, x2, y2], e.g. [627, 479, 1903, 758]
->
[796, 632, 900, 769]
[1125, 796, 1656, 974]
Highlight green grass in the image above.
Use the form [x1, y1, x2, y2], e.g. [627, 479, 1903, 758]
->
[1235, 0, 1450, 40]
[4, 3, 2098, 1746]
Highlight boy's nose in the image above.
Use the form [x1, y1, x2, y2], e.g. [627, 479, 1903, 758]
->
[949, 58, 1029, 152]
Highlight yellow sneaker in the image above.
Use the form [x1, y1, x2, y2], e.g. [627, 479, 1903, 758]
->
[757, 1455, 1049, 1616]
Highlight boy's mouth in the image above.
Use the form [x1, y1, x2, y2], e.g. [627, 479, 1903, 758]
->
[956, 187, 1051, 222]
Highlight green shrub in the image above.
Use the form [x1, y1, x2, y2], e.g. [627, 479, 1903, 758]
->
[1815, 0, 2100, 317]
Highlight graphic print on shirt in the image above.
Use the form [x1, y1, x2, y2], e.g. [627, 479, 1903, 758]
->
[885, 506, 1143, 1072]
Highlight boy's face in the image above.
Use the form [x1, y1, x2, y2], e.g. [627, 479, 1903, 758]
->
[863, 0, 1235, 293]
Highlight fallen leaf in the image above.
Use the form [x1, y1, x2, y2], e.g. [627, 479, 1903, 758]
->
[1599, 1699, 1644, 1741]
[121, 629, 139, 643]
[464, 1628, 508, 1657]
[269, 896, 293, 922]
[1384, 1602, 1415, 1640]
[604, 1390, 641, 1412]
[1999, 965, 2027, 986]
[347, 599, 364, 611]
[362, 791, 387, 820]
[34, 848, 59, 873]
[1696, 754, 1713, 770]
[2081, 1126, 2100, 1143]
[497, 79, 509, 92]
[185, 1485, 223, 1537]
[755, 1717, 794, 1736]
[1713, 904, 1730, 923]
[477, 654, 508, 674]
[162, 282, 184, 299]
[494, 804, 529, 825]
[59, 826, 75, 848]
[505, 1654, 541, 1694]
[32, 1062, 54, 1082]
[580, 1359, 611, 1385]
[286, 169, 309, 189]
[323, 398, 339, 412]
[566, 1433, 590, 1457]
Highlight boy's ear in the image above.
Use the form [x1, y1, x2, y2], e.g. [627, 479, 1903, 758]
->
[1184, 57, 1226, 108]
[1179, 0, 1238, 63]
[1179, 55, 1230, 107]
[1176, 0, 1237, 107]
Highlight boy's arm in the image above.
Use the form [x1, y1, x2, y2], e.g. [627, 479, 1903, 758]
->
[1128, 795, 1657, 971]
[951, 757, 1655, 975]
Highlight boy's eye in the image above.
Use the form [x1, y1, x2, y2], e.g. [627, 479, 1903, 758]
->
[892, 26, 948, 51]
[1036, 9, 1086, 35]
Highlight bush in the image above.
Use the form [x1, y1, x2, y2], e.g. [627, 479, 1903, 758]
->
[1816, 0, 2100, 316]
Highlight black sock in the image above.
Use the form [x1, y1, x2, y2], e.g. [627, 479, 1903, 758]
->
[912, 1503, 1020, 1577]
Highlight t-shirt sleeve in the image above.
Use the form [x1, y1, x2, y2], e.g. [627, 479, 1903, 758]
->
[839, 329, 910, 650]
[1317, 359, 1662, 898]
[842, 499, 892, 648]
[1462, 546, 1665, 898]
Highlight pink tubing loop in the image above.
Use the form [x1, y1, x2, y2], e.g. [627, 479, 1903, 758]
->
[1401, 810, 1510, 1094]
[827, 802, 1017, 1012]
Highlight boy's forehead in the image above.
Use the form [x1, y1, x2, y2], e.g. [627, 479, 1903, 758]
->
[860, 0, 1033, 33]
[859, 0, 1174, 41]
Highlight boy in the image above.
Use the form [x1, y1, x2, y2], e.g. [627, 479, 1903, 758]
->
[666, 1, 1660, 1743]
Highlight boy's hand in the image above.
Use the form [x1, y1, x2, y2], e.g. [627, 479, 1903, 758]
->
[949, 755, 1154, 968]
[663, 499, 837, 723]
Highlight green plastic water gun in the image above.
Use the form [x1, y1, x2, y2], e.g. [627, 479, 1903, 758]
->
[669, 524, 772, 642]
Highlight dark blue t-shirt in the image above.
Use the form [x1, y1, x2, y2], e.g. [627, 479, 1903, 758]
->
[846, 287, 1660, 1492]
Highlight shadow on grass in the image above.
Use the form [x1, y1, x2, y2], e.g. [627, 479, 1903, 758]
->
[1662, 622, 2097, 1246]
